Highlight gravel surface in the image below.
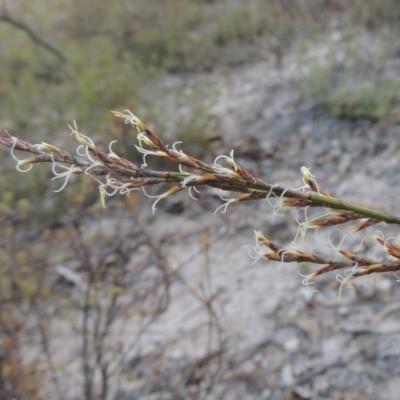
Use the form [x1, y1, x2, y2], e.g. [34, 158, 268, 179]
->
[105, 53, 400, 400]
[21, 47, 400, 400]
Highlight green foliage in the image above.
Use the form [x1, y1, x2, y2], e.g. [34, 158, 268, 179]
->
[327, 81, 400, 122]
[174, 103, 215, 157]
[129, 0, 208, 71]
[71, 44, 138, 122]
[348, 0, 400, 29]
[296, 0, 400, 122]
[302, 56, 400, 123]
[3, 0, 400, 218]
[214, 5, 265, 46]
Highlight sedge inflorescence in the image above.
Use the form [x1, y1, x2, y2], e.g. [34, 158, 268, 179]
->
[1, 110, 400, 294]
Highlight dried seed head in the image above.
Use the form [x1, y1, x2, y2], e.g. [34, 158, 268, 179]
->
[35, 142, 60, 152]
[301, 166, 319, 193]
[111, 110, 145, 132]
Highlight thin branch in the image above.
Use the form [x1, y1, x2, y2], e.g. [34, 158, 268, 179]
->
[2, 110, 400, 285]
[0, 13, 68, 64]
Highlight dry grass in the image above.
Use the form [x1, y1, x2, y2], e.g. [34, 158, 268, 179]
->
[1, 111, 400, 291]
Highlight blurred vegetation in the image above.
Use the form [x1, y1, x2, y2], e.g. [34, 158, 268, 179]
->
[2, 0, 400, 153]
[2, 0, 400, 396]
[299, 0, 400, 122]
[301, 44, 400, 123]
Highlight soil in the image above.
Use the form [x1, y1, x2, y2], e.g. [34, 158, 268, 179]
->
[33, 48, 400, 400]
[97, 49, 400, 399]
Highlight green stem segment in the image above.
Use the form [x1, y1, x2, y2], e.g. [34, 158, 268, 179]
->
[310, 194, 400, 224]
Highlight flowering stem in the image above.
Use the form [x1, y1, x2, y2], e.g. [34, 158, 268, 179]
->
[309, 194, 400, 224]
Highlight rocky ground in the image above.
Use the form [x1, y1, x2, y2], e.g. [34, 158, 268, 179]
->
[17, 44, 400, 400]
[91, 52, 400, 400]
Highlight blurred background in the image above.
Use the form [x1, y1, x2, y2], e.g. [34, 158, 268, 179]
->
[2, 0, 400, 399]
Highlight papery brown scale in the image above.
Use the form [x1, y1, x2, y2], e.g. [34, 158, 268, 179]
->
[96, 150, 115, 165]
[265, 252, 297, 262]
[308, 180, 319, 193]
[266, 241, 284, 254]
[313, 261, 357, 276]
[308, 217, 330, 227]
[282, 199, 316, 208]
[256, 234, 284, 254]
[236, 191, 266, 202]
[292, 251, 317, 262]
[310, 254, 330, 264]
[236, 168, 257, 183]
[144, 129, 168, 151]
[373, 236, 385, 247]
[353, 218, 380, 232]
[350, 264, 386, 277]
[257, 235, 272, 248]
[21, 156, 41, 165]
[310, 217, 350, 227]
[386, 248, 400, 259]
[313, 264, 335, 276]
[336, 211, 365, 219]
[338, 248, 355, 259]
[262, 253, 280, 261]
[383, 241, 400, 259]
[350, 262, 400, 278]
[292, 251, 326, 264]
[280, 253, 299, 262]
[234, 193, 253, 201]
[384, 241, 400, 258]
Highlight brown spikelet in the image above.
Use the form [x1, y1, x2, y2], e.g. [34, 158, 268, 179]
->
[352, 218, 380, 232]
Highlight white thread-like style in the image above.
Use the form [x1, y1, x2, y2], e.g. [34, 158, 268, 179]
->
[337, 229, 353, 250]
[108, 140, 119, 159]
[178, 165, 200, 200]
[372, 246, 384, 262]
[276, 248, 291, 262]
[121, 109, 143, 125]
[106, 176, 137, 196]
[213, 150, 238, 172]
[134, 145, 166, 168]
[244, 234, 272, 266]
[188, 186, 200, 201]
[243, 244, 263, 266]
[354, 234, 370, 253]
[142, 187, 163, 213]
[292, 206, 313, 245]
[181, 174, 202, 188]
[136, 132, 154, 148]
[141, 187, 180, 214]
[83, 160, 105, 175]
[272, 188, 288, 218]
[265, 183, 286, 219]
[171, 141, 188, 161]
[213, 190, 238, 214]
[298, 270, 319, 293]
[336, 273, 354, 302]
[98, 176, 138, 205]
[68, 123, 105, 172]
[50, 153, 81, 192]
[377, 235, 400, 259]
[392, 272, 400, 282]
[69, 121, 96, 149]
[382, 236, 399, 247]
[10, 138, 34, 172]
[112, 110, 144, 133]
